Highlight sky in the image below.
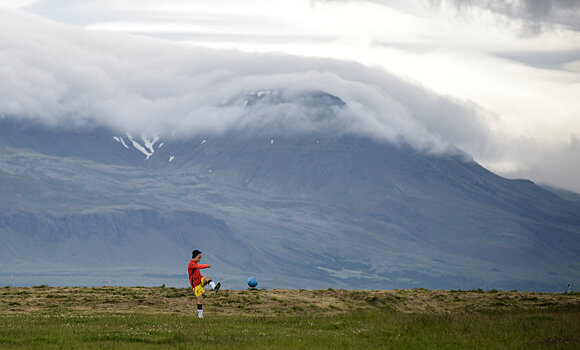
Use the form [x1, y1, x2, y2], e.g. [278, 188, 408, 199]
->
[1, 0, 579, 193]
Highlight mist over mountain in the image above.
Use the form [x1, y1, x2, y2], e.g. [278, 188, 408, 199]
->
[0, 8, 497, 158]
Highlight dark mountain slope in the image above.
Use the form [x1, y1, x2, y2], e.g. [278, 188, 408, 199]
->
[160, 134, 579, 283]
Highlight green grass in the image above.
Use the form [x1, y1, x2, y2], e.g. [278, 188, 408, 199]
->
[1, 309, 578, 349]
[0, 287, 578, 349]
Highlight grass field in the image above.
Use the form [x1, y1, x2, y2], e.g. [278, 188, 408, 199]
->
[1, 286, 579, 349]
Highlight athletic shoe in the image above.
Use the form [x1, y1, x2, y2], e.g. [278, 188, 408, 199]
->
[214, 282, 221, 293]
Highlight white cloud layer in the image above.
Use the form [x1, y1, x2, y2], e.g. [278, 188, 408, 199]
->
[1, 9, 490, 153]
[1, 1, 580, 193]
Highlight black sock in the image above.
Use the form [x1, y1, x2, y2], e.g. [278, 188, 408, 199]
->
[197, 304, 203, 310]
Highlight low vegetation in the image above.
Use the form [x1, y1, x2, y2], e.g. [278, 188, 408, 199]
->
[1, 286, 578, 349]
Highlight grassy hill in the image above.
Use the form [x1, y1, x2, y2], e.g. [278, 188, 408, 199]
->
[1, 286, 578, 349]
[1, 285, 578, 315]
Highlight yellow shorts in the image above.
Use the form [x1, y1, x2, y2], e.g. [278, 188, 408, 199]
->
[193, 276, 206, 297]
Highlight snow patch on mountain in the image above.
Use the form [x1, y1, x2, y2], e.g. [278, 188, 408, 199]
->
[125, 133, 160, 160]
[242, 90, 273, 106]
[143, 136, 160, 154]
[113, 136, 129, 149]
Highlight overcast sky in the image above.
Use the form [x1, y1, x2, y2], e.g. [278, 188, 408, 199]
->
[1, 0, 579, 193]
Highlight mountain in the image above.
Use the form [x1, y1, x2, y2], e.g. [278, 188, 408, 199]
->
[540, 184, 580, 204]
[1, 93, 579, 291]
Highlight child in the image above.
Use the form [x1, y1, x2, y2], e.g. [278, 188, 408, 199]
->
[188, 249, 221, 318]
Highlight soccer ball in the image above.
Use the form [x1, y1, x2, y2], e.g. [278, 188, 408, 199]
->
[247, 276, 258, 288]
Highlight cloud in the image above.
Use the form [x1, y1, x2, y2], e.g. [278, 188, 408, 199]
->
[437, 0, 580, 16]
[427, 0, 580, 34]
[0, 9, 495, 156]
[482, 136, 580, 194]
[494, 48, 580, 70]
[0, 0, 38, 9]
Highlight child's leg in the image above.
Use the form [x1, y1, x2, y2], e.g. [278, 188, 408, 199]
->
[197, 294, 203, 318]
[203, 276, 218, 290]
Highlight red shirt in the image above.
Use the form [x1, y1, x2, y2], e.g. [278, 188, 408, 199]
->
[188, 260, 209, 288]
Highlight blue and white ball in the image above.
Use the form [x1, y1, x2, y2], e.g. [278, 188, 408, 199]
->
[247, 276, 258, 288]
